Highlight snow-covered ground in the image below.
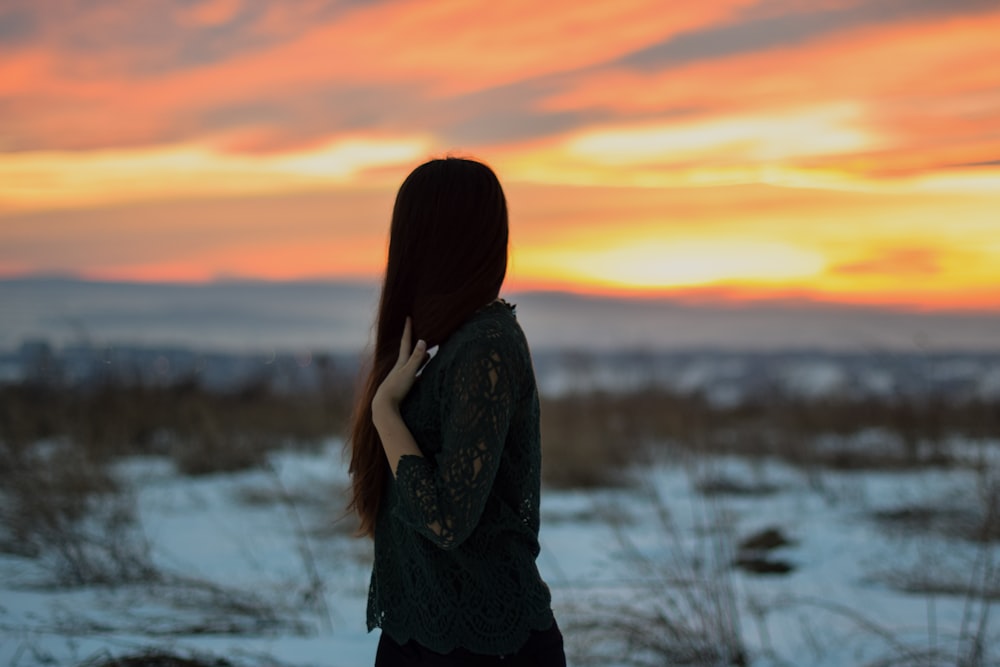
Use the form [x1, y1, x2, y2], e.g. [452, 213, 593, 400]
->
[2, 439, 998, 667]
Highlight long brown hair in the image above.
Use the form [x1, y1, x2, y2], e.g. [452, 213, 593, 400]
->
[347, 157, 509, 537]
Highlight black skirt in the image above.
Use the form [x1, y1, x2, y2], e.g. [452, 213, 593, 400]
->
[375, 620, 565, 667]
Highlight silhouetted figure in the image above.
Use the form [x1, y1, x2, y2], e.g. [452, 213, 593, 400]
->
[348, 158, 564, 666]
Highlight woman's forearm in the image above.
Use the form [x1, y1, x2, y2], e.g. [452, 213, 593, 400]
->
[372, 401, 424, 476]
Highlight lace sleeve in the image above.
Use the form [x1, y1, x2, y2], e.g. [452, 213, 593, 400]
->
[393, 339, 516, 550]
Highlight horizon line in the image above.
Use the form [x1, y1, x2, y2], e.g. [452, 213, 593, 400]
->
[3, 272, 1000, 316]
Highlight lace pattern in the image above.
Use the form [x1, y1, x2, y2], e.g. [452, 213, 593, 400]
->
[393, 345, 512, 549]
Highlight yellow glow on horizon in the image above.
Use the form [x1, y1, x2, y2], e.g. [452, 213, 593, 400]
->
[0, 135, 430, 213]
[497, 144, 1000, 196]
[516, 238, 825, 290]
[568, 104, 874, 165]
[271, 139, 427, 177]
[489, 103, 893, 192]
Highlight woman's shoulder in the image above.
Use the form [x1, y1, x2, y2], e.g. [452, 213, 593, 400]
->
[440, 301, 527, 362]
[456, 300, 522, 341]
[428, 301, 536, 401]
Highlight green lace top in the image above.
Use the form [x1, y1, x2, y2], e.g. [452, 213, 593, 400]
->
[367, 300, 555, 655]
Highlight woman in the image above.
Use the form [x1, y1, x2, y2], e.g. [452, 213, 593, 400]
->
[348, 157, 564, 666]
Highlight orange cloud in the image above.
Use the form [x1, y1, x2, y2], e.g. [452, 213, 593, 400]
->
[539, 9, 1000, 178]
[0, 185, 398, 281]
[830, 248, 943, 277]
[515, 102, 879, 189]
[1, 0, 755, 151]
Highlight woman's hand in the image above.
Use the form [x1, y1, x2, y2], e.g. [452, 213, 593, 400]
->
[372, 317, 428, 418]
[372, 317, 428, 475]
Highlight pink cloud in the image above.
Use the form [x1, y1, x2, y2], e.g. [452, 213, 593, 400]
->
[175, 0, 244, 28]
[0, 0, 754, 151]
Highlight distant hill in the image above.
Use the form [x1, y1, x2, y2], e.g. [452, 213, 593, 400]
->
[2, 277, 999, 353]
[513, 290, 1000, 352]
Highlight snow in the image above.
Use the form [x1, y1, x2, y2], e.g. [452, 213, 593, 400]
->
[776, 360, 846, 398]
[2, 441, 999, 666]
[980, 364, 1000, 400]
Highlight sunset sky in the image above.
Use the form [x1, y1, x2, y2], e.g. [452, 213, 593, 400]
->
[1, 0, 999, 310]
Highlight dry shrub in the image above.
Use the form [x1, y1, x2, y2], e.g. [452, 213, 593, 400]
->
[0, 440, 156, 586]
[566, 485, 746, 667]
[168, 432, 269, 477]
[1, 438, 322, 635]
[80, 652, 236, 667]
[871, 466, 1000, 609]
[873, 504, 999, 544]
[126, 575, 311, 637]
[77, 646, 292, 667]
[694, 474, 781, 497]
[872, 466, 1000, 545]
[758, 593, 997, 667]
[879, 565, 1000, 601]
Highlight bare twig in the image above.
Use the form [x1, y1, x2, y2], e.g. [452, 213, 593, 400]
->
[265, 460, 334, 633]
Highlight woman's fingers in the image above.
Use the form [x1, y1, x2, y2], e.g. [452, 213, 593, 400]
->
[396, 317, 413, 366]
[404, 338, 428, 375]
[394, 316, 428, 376]
[373, 317, 428, 411]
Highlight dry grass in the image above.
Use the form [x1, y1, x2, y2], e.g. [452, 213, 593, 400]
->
[79, 651, 238, 667]
[0, 438, 156, 586]
[0, 373, 350, 476]
[565, 483, 747, 667]
[4, 359, 997, 487]
[756, 593, 998, 667]
[77, 646, 294, 667]
[0, 442, 330, 650]
[539, 387, 1000, 488]
[871, 466, 1000, 548]
[539, 391, 650, 487]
